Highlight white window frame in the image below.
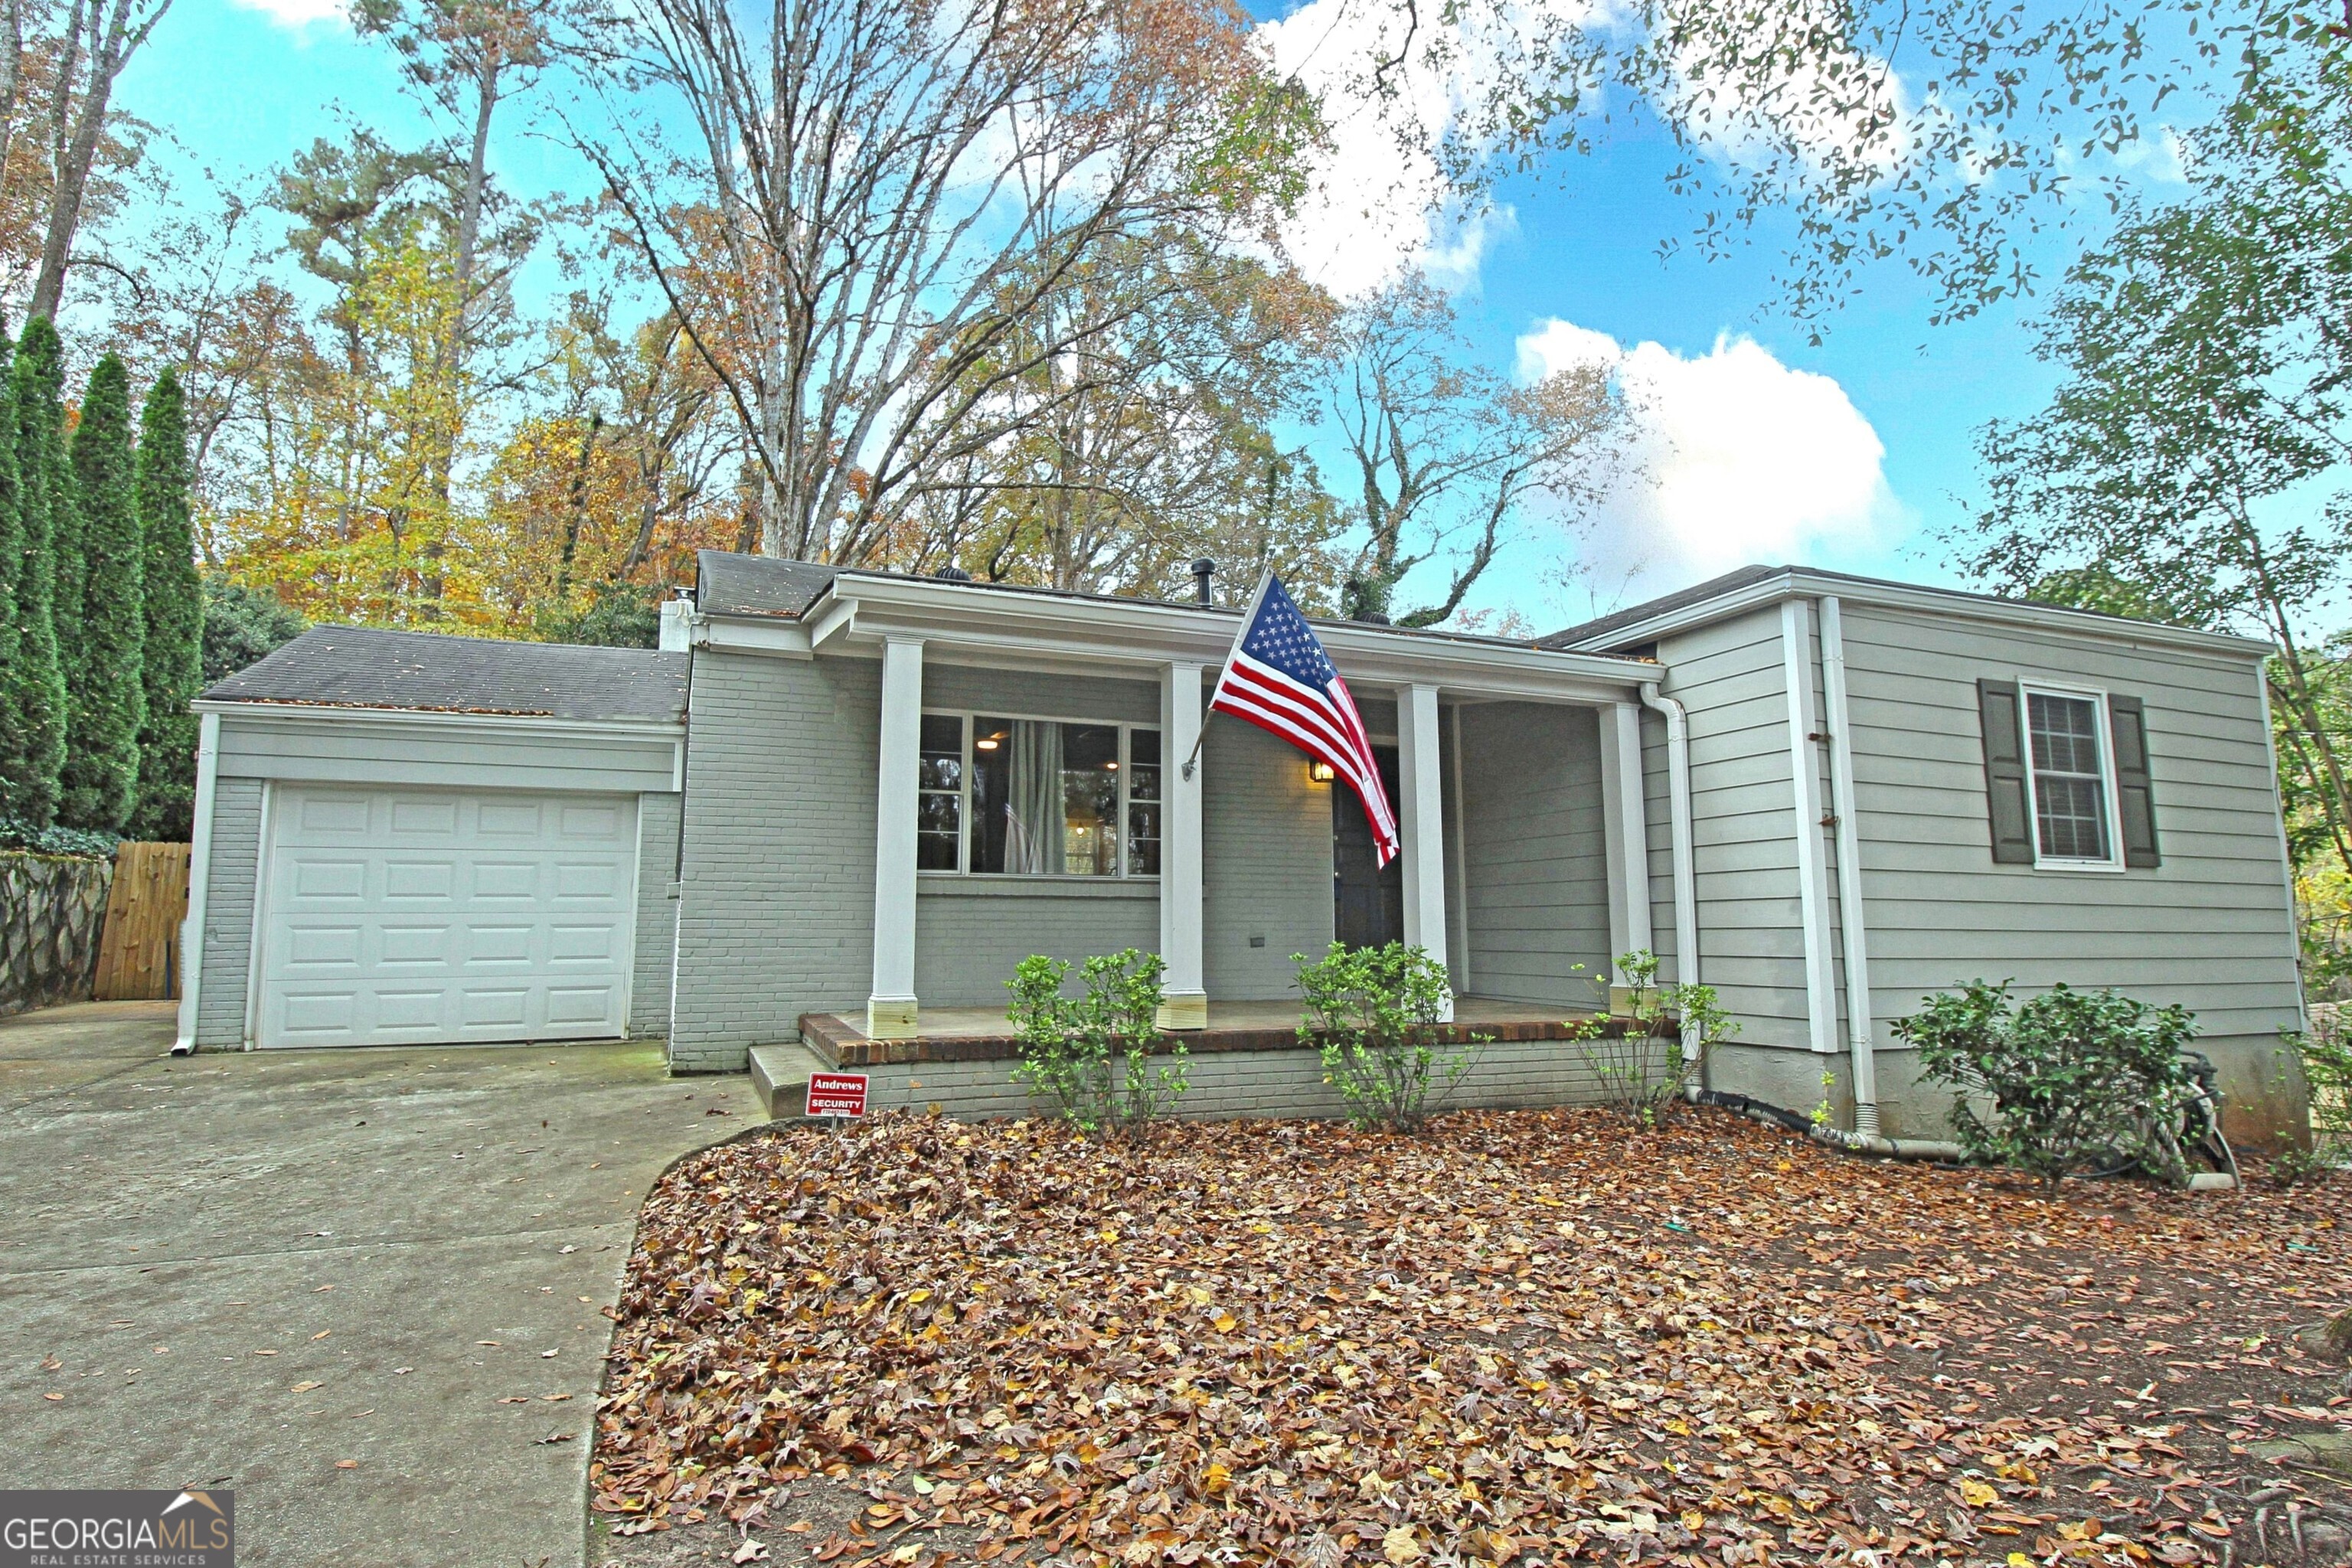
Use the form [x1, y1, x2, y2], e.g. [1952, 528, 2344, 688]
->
[918, 707, 1161, 880]
[2017, 681, 2126, 874]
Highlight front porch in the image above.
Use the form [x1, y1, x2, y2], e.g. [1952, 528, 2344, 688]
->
[854, 626, 1671, 1045]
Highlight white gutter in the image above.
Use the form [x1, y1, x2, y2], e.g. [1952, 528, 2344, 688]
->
[1782, 599, 1841, 1060]
[2253, 664, 2311, 1036]
[1553, 567, 2272, 662]
[1818, 597, 1880, 1136]
[1638, 682, 1700, 1060]
[172, 710, 220, 1056]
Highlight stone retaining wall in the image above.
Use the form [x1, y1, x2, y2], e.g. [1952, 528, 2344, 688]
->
[0, 851, 115, 1018]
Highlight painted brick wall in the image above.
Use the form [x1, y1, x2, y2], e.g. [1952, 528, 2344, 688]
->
[670, 650, 881, 1070]
[1204, 713, 1333, 998]
[852, 1035, 1651, 1122]
[1459, 702, 1611, 1007]
[630, 790, 682, 1039]
[194, 776, 264, 1048]
[915, 886, 1159, 1004]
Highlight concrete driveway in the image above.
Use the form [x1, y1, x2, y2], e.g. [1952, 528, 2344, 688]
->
[0, 1001, 753, 1566]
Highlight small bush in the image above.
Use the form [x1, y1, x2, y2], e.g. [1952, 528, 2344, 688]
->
[1006, 949, 1187, 1135]
[1295, 942, 1481, 1132]
[0, 816, 119, 860]
[1895, 980, 2200, 1186]
[1567, 949, 1739, 1126]
[2294, 1015, 2351, 1168]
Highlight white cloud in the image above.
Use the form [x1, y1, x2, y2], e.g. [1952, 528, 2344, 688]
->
[1256, 0, 1524, 297]
[230, 0, 348, 26]
[1517, 318, 1903, 591]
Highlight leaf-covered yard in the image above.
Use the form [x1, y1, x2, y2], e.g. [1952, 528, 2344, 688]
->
[590, 1110, 2350, 1567]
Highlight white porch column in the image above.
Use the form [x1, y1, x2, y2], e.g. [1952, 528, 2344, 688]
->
[1596, 701, 1653, 998]
[867, 636, 924, 1040]
[1397, 682, 1452, 1020]
[1157, 661, 1207, 1030]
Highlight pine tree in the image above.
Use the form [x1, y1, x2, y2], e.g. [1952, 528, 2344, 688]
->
[0, 314, 19, 817]
[57, 354, 142, 833]
[1, 318, 67, 826]
[131, 368, 200, 841]
[39, 327, 80, 674]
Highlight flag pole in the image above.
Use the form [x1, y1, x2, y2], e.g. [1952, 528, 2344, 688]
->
[1182, 569, 1276, 781]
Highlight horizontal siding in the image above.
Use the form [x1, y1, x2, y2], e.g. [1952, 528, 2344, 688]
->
[631, 791, 681, 1039]
[193, 777, 264, 1048]
[1656, 608, 1811, 1048]
[216, 714, 678, 794]
[921, 662, 1160, 725]
[1838, 600, 2301, 1046]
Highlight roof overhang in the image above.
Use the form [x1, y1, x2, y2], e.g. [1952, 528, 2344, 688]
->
[1550, 568, 2275, 662]
[192, 698, 687, 740]
[692, 570, 1657, 704]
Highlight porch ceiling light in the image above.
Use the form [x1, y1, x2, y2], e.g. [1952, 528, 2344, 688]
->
[1308, 760, 1336, 783]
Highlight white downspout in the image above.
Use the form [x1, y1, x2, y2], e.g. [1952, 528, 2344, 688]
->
[1638, 682, 1700, 1063]
[172, 710, 221, 1056]
[1818, 597, 1880, 1137]
[1782, 599, 1841, 1061]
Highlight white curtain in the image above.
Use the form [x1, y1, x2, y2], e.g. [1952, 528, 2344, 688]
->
[1004, 720, 1064, 874]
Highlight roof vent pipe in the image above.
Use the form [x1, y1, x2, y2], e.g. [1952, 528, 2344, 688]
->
[934, 565, 973, 583]
[1191, 558, 1216, 605]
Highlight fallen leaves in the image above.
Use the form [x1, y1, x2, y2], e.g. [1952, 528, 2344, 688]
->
[591, 1109, 2351, 1564]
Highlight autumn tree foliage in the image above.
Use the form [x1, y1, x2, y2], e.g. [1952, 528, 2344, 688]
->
[1325, 276, 1628, 628]
[577, 0, 1317, 569]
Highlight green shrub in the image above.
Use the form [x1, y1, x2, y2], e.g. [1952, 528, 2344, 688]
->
[1295, 941, 1481, 1132]
[0, 815, 117, 859]
[1005, 948, 1187, 1135]
[1567, 949, 1739, 1126]
[2295, 1018, 2351, 1167]
[1895, 980, 2200, 1186]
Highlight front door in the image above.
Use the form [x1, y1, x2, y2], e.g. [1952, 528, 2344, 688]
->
[1332, 745, 1403, 949]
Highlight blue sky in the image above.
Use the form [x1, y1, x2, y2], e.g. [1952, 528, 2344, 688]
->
[119, 0, 2188, 629]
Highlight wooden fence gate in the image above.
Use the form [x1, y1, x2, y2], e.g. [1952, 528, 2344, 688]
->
[93, 841, 191, 1001]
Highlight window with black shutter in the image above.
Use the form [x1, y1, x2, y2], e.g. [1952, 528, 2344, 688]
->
[1976, 679, 2037, 864]
[1976, 680, 2158, 869]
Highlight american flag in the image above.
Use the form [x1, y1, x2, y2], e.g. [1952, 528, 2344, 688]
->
[1205, 574, 1399, 866]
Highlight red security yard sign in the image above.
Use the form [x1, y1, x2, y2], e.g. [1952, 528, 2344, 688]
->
[805, 1072, 869, 1118]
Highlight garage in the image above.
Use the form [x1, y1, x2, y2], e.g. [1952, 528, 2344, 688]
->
[256, 785, 641, 1049]
[179, 626, 689, 1054]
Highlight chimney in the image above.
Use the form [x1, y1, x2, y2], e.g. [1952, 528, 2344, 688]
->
[1190, 558, 1217, 606]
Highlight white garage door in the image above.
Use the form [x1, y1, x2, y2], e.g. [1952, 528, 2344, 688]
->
[257, 786, 639, 1049]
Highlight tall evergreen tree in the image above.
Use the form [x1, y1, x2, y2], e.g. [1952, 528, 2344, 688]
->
[0, 315, 19, 817]
[58, 354, 142, 833]
[2, 318, 67, 826]
[35, 327, 81, 675]
[131, 369, 200, 841]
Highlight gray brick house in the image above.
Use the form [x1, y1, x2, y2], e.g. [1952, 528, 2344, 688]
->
[173, 554, 2311, 1143]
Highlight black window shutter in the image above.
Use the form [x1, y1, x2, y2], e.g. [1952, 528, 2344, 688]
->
[2109, 694, 2161, 867]
[1977, 678, 2036, 864]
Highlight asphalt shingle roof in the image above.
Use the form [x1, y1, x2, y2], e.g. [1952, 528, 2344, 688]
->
[694, 551, 841, 618]
[200, 626, 688, 723]
[1536, 565, 1785, 651]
